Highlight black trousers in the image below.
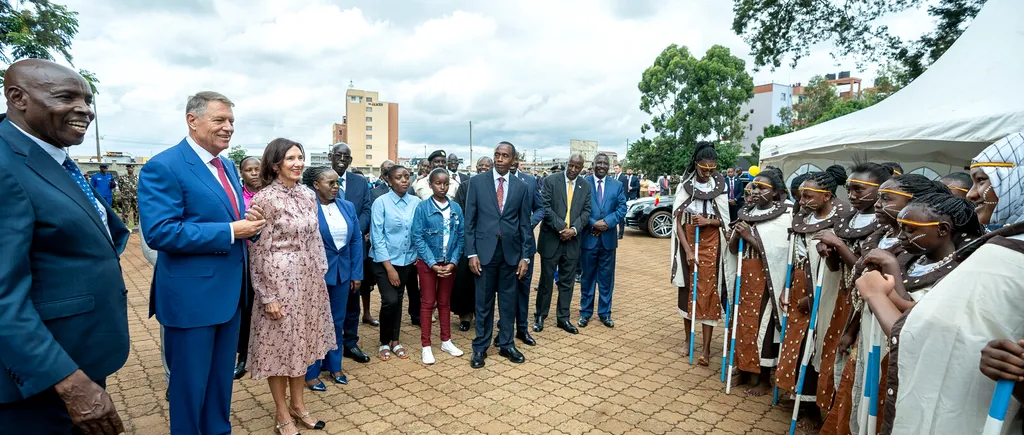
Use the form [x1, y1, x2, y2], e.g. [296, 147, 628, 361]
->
[373, 262, 412, 345]
[237, 281, 255, 358]
[472, 238, 517, 352]
[536, 243, 579, 323]
[405, 265, 421, 321]
[451, 255, 476, 317]
[0, 379, 106, 434]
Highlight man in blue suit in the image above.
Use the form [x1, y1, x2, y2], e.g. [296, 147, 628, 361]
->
[0, 59, 130, 435]
[328, 142, 375, 364]
[579, 153, 627, 328]
[465, 142, 534, 368]
[503, 154, 543, 347]
[138, 91, 265, 435]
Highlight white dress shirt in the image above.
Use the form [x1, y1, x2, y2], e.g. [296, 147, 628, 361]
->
[493, 170, 510, 207]
[185, 135, 236, 243]
[12, 122, 110, 238]
[564, 174, 580, 233]
[322, 201, 349, 250]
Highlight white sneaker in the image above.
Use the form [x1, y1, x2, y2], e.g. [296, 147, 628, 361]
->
[422, 346, 435, 365]
[441, 340, 464, 357]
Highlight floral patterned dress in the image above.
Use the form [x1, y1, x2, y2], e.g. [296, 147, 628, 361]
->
[247, 180, 335, 380]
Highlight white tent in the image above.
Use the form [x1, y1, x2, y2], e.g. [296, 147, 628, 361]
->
[760, 0, 1024, 179]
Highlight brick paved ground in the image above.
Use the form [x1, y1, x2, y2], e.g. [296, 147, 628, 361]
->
[111, 231, 795, 434]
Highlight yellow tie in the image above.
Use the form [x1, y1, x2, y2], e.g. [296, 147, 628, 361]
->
[565, 181, 574, 227]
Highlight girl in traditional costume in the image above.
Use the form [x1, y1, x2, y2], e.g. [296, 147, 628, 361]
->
[725, 168, 792, 396]
[858, 132, 1024, 435]
[670, 142, 731, 366]
[775, 165, 849, 429]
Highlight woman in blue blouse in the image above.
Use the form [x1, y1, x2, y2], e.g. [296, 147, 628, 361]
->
[301, 166, 363, 391]
[370, 165, 421, 360]
[412, 168, 466, 365]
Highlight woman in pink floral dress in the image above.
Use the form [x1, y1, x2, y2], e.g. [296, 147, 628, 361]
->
[248, 138, 335, 435]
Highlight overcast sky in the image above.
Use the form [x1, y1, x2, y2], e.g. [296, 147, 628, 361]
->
[54, 0, 934, 162]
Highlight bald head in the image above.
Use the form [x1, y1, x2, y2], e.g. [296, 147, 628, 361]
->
[4, 59, 94, 148]
[379, 159, 395, 179]
[329, 142, 353, 174]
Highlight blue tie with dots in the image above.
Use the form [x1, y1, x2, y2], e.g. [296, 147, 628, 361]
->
[62, 156, 105, 219]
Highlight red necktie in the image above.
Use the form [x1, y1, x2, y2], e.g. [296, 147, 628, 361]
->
[496, 177, 505, 214]
[210, 158, 240, 219]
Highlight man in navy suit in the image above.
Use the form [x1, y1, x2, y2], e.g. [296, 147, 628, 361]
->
[328, 142, 375, 364]
[503, 154, 543, 347]
[138, 91, 266, 435]
[615, 165, 629, 239]
[465, 142, 534, 368]
[725, 167, 745, 221]
[0, 59, 130, 435]
[579, 154, 627, 328]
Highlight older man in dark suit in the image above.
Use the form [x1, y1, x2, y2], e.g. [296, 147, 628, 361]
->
[0, 59, 130, 434]
[464, 142, 534, 368]
[534, 154, 591, 334]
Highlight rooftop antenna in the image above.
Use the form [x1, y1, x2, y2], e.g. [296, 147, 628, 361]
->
[348, 80, 354, 89]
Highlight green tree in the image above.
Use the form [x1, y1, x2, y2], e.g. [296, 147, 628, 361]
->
[732, 0, 984, 84]
[793, 76, 839, 127]
[228, 144, 248, 167]
[631, 44, 754, 176]
[0, 0, 96, 82]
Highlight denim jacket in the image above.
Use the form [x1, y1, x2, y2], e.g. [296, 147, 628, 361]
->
[411, 198, 464, 267]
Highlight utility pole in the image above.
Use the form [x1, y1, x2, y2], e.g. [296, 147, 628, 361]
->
[468, 121, 473, 164]
[94, 102, 102, 161]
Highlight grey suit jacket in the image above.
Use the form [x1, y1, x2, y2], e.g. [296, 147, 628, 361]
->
[538, 172, 591, 260]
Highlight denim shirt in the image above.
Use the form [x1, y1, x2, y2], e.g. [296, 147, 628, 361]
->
[411, 198, 465, 267]
[370, 190, 420, 266]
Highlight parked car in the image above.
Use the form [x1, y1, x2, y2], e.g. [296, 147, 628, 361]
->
[625, 196, 674, 238]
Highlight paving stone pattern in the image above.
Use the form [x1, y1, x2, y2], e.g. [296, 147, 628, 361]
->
[111, 232, 795, 434]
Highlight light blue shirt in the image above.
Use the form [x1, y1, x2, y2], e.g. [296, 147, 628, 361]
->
[370, 190, 421, 266]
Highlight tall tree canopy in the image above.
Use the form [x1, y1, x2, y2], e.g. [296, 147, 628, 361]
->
[628, 44, 754, 176]
[0, 0, 93, 87]
[732, 0, 984, 84]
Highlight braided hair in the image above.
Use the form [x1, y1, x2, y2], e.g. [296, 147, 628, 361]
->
[684, 141, 718, 179]
[906, 193, 985, 238]
[849, 162, 892, 185]
[881, 162, 904, 176]
[302, 166, 336, 189]
[890, 174, 951, 197]
[790, 172, 809, 194]
[755, 167, 787, 201]
[804, 164, 848, 194]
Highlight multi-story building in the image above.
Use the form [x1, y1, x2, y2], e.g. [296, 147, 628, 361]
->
[738, 83, 795, 153]
[333, 85, 399, 169]
[597, 150, 619, 167]
[569, 139, 598, 163]
[309, 151, 331, 167]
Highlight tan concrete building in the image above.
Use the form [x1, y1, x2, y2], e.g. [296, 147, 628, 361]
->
[569, 139, 598, 163]
[333, 87, 399, 168]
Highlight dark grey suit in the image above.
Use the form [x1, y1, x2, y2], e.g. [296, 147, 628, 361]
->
[535, 172, 591, 323]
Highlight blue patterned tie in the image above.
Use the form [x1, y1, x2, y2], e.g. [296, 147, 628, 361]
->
[61, 156, 105, 219]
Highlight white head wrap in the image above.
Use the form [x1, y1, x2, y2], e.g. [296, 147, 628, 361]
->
[971, 132, 1024, 226]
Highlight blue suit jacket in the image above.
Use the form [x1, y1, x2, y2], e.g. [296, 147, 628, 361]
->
[582, 175, 627, 250]
[317, 197, 364, 286]
[138, 138, 249, 328]
[0, 118, 130, 403]
[341, 171, 371, 235]
[464, 170, 534, 266]
[512, 170, 544, 257]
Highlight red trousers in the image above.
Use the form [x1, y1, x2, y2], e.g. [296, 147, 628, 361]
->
[416, 260, 455, 347]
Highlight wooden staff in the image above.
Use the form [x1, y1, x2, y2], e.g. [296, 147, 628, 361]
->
[773, 235, 797, 406]
[725, 238, 744, 392]
[788, 258, 828, 435]
[689, 224, 700, 365]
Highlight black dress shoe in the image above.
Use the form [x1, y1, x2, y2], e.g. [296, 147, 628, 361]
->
[459, 321, 471, 332]
[470, 351, 486, 369]
[516, 331, 537, 346]
[499, 346, 526, 363]
[411, 317, 422, 327]
[557, 320, 579, 334]
[533, 316, 544, 332]
[578, 317, 590, 328]
[344, 347, 371, 363]
[600, 317, 615, 328]
[232, 359, 247, 380]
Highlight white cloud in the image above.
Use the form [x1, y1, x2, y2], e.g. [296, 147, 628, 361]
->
[30, 0, 933, 164]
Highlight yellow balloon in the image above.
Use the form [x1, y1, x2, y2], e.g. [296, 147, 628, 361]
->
[748, 165, 761, 177]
